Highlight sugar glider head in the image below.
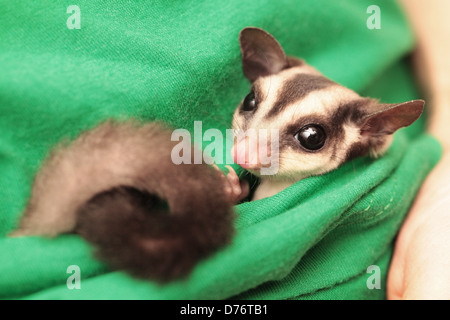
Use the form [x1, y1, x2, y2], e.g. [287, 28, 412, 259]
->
[231, 27, 424, 181]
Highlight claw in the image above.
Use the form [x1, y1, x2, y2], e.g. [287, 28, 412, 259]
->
[211, 164, 232, 195]
[225, 165, 250, 203]
[225, 165, 240, 194]
[211, 164, 249, 203]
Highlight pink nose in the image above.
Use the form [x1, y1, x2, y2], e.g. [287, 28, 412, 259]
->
[231, 138, 260, 170]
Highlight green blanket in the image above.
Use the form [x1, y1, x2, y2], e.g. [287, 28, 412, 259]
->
[0, 0, 441, 299]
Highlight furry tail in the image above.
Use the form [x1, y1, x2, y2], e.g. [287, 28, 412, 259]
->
[76, 185, 233, 281]
[11, 120, 234, 281]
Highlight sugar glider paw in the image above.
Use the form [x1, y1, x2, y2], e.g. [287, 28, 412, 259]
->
[212, 164, 249, 204]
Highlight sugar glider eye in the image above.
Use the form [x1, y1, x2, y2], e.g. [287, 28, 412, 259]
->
[295, 124, 326, 151]
[242, 91, 256, 111]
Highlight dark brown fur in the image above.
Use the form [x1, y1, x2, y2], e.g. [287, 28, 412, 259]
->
[77, 181, 234, 282]
[267, 73, 335, 118]
[13, 120, 235, 282]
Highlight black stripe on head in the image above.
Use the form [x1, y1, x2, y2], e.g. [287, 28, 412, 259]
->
[266, 73, 335, 118]
[278, 98, 375, 162]
[330, 98, 371, 130]
[329, 98, 372, 162]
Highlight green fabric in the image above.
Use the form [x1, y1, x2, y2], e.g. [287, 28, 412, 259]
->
[0, 0, 441, 299]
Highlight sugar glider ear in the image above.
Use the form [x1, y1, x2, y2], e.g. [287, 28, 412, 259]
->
[239, 27, 288, 82]
[360, 100, 425, 136]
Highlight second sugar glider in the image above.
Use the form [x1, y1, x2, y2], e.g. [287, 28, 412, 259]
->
[229, 27, 424, 201]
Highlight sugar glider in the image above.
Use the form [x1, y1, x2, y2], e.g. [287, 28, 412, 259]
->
[10, 27, 424, 281]
[229, 27, 424, 201]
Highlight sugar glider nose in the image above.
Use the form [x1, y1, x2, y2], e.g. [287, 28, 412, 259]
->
[231, 136, 261, 170]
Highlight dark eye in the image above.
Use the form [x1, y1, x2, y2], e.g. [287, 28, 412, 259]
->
[242, 91, 256, 111]
[295, 124, 326, 151]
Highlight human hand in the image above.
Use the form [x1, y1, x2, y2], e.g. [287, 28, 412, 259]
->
[387, 151, 450, 299]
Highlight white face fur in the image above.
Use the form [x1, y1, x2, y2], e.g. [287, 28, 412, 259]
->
[232, 27, 424, 186]
[232, 64, 376, 182]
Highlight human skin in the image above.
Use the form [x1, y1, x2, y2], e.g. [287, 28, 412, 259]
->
[387, 0, 450, 300]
